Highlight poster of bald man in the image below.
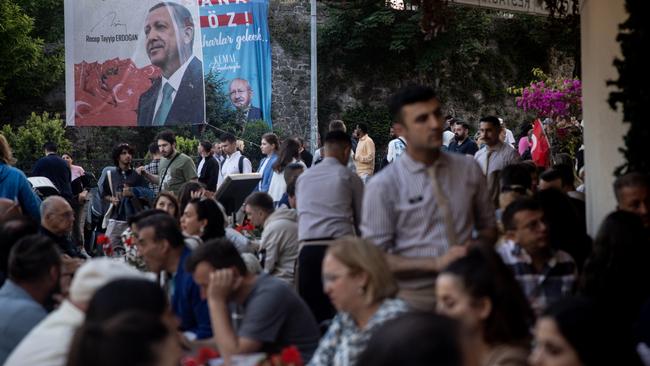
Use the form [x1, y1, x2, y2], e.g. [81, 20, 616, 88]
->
[64, 0, 205, 126]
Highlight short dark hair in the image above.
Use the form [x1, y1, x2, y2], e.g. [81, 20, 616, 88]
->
[356, 123, 369, 134]
[245, 192, 274, 213]
[8, 234, 61, 282]
[283, 163, 305, 184]
[67, 311, 169, 366]
[539, 168, 562, 184]
[111, 143, 135, 166]
[287, 180, 297, 198]
[614, 172, 649, 202]
[479, 116, 501, 130]
[43, 142, 58, 153]
[155, 130, 176, 145]
[136, 213, 184, 248]
[186, 238, 248, 276]
[221, 133, 237, 144]
[458, 121, 470, 130]
[387, 85, 438, 123]
[324, 130, 351, 147]
[500, 164, 532, 194]
[502, 197, 543, 231]
[147, 142, 159, 155]
[553, 163, 575, 187]
[85, 279, 167, 323]
[200, 141, 212, 153]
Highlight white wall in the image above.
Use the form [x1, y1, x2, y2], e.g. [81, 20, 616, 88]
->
[580, 0, 628, 235]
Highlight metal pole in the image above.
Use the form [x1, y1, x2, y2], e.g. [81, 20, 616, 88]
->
[309, 0, 318, 155]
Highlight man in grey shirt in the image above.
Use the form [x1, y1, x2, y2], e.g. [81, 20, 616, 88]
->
[295, 130, 364, 323]
[188, 239, 320, 362]
[362, 86, 497, 311]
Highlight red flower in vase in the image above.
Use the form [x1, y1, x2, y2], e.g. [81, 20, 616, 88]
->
[280, 346, 303, 365]
[97, 234, 110, 245]
[197, 347, 220, 363]
[124, 236, 134, 247]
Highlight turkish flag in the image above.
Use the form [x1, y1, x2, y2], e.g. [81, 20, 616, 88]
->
[531, 118, 551, 168]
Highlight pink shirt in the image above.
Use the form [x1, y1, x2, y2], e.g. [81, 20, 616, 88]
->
[518, 137, 531, 156]
[70, 165, 85, 181]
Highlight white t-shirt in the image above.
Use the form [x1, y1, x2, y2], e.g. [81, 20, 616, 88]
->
[443, 130, 455, 147]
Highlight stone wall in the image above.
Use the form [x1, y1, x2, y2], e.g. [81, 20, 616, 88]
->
[268, 0, 312, 138]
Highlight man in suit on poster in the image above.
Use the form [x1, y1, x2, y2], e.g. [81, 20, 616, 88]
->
[229, 78, 263, 121]
[137, 2, 205, 126]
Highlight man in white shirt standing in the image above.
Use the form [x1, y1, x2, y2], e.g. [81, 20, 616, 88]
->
[217, 133, 252, 188]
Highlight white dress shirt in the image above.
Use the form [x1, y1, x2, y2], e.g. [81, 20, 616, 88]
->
[217, 151, 252, 187]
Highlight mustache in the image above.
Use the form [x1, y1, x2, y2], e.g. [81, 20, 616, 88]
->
[147, 40, 164, 52]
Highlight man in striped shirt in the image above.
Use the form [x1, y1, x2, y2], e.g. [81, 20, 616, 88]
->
[361, 86, 497, 311]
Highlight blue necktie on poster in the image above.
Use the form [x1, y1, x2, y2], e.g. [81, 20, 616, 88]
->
[199, 0, 272, 127]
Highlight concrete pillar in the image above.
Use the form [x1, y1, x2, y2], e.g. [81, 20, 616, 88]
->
[581, 0, 628, 236]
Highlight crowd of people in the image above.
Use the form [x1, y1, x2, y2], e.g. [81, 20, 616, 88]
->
[1, 85, 650, 366]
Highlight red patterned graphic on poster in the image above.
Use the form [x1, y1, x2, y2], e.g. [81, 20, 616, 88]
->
[74, 58, 161, 126]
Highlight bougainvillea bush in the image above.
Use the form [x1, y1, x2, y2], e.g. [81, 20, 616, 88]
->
[509, 68, 582, 119]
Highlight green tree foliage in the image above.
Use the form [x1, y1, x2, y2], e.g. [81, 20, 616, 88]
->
[0, 0, 64, 105]
[175, 136, 200, 157]
[318, 2, 579, 129]
[609, 0, 650, 176]
[1, 112, 71, 165]
[342, 105, 392, 152]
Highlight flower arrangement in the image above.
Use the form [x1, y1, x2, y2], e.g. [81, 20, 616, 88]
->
[181, 347, 220, 366]
[121, 228, 147, 270]
[96, 234, 113, 257]
[257, 346, 303, 366]
[508, 68, 582, 119]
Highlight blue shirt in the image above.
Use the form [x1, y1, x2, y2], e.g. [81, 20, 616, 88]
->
[257, 154, 278, 192]
[0, 280, 48, 364]
[0, 163, 42, 221]
[172, 247, 212, 339]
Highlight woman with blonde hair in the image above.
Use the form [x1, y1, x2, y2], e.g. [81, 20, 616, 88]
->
[309, 237, 409, 366]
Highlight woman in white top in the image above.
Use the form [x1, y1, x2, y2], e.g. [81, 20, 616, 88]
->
[267, 138, 305, 203]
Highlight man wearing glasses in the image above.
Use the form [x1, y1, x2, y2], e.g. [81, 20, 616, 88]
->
[40, 196, 86, 259]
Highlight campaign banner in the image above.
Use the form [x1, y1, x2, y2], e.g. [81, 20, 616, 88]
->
[199, 0, 272, 126]
[65, 0, 206, 126]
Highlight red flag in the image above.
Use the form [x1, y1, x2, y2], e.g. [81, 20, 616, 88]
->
[531, 118, 550, 168]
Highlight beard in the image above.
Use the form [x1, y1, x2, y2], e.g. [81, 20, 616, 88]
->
[454, 134, 465, 141]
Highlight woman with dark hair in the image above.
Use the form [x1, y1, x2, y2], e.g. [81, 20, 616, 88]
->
[177, 181, 205, 215]
[180, 198, 225, 243]
[530, 297, 642, 366]
[153, 192, 180, 220]
[66, 311, 181, 366]
[436, 248, 533, 366]
[267, 138, 305, 203]
[257, 133, 279, 192]
[580, 211, 650, 330]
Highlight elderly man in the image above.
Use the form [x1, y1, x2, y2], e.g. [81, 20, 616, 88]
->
[614, 172, 649, 228]
[0, 236, 61, 364]
[40, 196, 85, 258]
[229, 78, 262, 121]
[4, 259, 144, 366]
[137, 2, 204, 126]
